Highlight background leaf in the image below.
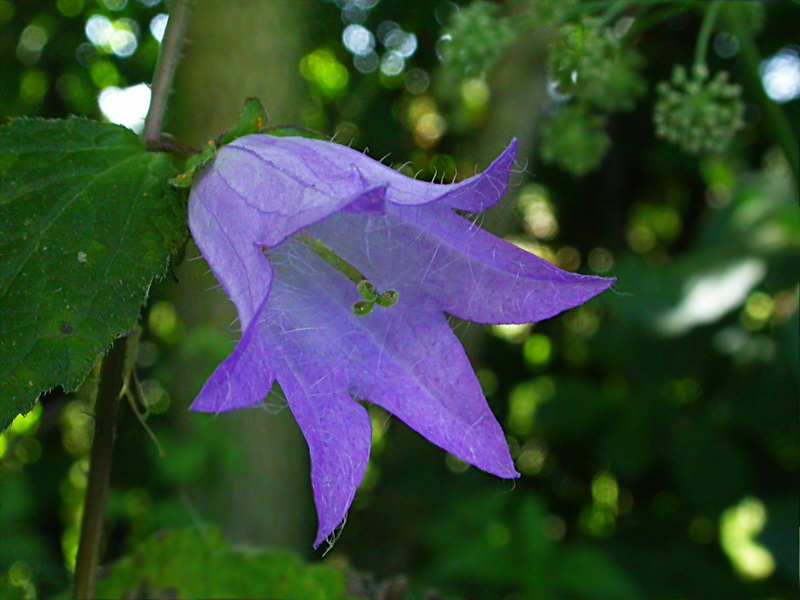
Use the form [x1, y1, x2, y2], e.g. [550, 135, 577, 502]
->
[0, 118, 186, 431]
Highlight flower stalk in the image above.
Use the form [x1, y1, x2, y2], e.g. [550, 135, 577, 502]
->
[694, 0, 723, 73]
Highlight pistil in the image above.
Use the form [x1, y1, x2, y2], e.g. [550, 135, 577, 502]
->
[297, 234, 399, 316]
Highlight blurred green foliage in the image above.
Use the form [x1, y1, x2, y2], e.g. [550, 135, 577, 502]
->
[539, 105, 611, 175]
[1, 1, 798, 599]
[439, 1, 516, 79]
[548, 17, 646, 112]
[94, 528, 349, 599]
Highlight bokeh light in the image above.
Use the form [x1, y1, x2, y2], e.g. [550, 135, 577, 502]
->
[149, 13, 168, 43]
[720, 498, 775, 580]
[98, 83, 151, 132]
[760, 48, 800, 103]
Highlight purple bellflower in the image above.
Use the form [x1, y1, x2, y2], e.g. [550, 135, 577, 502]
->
[188, 134, 614, 547]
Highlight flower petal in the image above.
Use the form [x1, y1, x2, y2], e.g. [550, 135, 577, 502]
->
[189, 305, 275, 413]
[265, 243, 517, 479]
[271, 350, 371, 549]
[229, 135, 516, 210]
[435, 138, 518, 211]
[311, 206, 615, 325]
[189, 179, 274, 327]
[211, 141, 369, 247]
[348, 304, 519, 479]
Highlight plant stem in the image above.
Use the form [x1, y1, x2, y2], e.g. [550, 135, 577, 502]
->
[724, 4, 799, 184]
[626, 2, 684, 38]
[694, 0, 723, 72]
[143, 0, 192, 148]
[599, 1, 631, 25]
[73, 3, 192, 597]
[72, 338, 127, 600]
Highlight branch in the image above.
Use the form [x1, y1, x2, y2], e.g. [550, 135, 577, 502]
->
[143, 0, 192, 147]
[72, 338, 127, 600]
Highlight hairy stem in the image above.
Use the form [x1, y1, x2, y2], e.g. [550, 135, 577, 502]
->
[694, 0, 723, 72]
[143, 0, 192, 147]
[72, 338, 127, 600]
[725, 4, 799, 184]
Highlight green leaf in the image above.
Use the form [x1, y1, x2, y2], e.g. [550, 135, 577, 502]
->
[217, 96, 268, 146]
[95, 528, 350, 600]
[0, 118, 186, 431]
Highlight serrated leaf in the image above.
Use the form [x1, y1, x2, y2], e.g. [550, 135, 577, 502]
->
[0, 118, 186, 431]
[95, 528, 350, 600]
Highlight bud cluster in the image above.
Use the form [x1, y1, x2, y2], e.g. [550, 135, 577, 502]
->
[440, 1, 516, 79]
[654, 65, 745, 155]
[548, 17, 646, 112]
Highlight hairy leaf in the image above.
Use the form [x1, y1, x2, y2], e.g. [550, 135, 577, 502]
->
[0, 118, 186, 430]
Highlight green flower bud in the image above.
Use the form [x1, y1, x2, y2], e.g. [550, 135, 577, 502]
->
[548, 17, 646, 112]
[527, 0, 579, 26]
[735, 2, 766, 35]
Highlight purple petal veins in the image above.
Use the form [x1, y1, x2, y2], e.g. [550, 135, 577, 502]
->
[188, 135, 615, 547]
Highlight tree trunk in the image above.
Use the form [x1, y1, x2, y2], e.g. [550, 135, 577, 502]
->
[167, 0, 315, 552]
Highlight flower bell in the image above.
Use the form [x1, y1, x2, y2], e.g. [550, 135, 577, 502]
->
[188, 134, 615, 547]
